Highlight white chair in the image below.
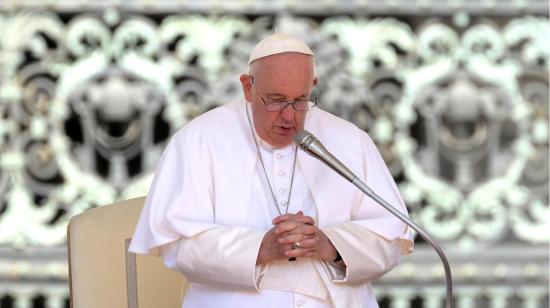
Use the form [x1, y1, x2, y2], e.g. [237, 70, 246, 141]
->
[68, 196, 188, 308]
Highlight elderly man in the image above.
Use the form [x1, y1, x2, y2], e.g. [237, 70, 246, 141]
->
[130, 33, 413, 308]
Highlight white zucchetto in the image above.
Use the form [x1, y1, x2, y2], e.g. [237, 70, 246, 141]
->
[248, 33, 315, 64]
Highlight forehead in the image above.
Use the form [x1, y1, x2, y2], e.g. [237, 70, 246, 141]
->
[250, 53, 315, 84]
[250, 52, 314, 74]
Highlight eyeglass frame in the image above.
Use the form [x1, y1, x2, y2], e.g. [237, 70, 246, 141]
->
[250, 76, 318, 112]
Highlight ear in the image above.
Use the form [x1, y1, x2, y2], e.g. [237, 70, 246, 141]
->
[240, 74, 254, 102]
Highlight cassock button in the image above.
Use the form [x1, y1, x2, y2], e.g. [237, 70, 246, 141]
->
[296, 299, 304, 307]
[280, 200, 288, 206]
[276, 153, 283, 159]
[278, 170, 285, 176]
[279, 187, 286, 193]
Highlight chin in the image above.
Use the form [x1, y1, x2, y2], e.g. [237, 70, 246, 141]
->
[270, 138, 294, 148]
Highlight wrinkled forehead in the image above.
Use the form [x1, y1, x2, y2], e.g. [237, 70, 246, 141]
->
[249, 52, 316, 82]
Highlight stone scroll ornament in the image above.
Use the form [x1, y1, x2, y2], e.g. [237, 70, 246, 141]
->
[0, 11, 547, 247]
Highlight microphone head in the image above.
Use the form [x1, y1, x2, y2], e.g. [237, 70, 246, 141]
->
[294, 130, 316, 151]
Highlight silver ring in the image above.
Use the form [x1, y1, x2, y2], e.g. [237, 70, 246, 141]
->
[292, 242, 301, 249]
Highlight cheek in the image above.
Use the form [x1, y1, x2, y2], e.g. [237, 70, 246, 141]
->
[268, 113, 281, 125]
[252, 105, 273, 130]
[257, 109, 275, 123]
[296, 113, 307, 128]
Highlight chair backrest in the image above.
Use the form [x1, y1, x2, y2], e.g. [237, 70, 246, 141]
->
[68, 196, 187, 308]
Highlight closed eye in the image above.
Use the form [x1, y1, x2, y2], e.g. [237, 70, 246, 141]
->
[267, 95, 286, 101]
[267, 97, 307, 102]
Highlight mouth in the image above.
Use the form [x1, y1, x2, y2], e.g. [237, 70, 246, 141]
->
[274, 126, 295, 136]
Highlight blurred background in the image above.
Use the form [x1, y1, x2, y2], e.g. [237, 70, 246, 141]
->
[0, 0, 548, 307]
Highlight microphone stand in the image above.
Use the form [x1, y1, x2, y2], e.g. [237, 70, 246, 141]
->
[296, 131, 453, 308]
[352, 179, 453, 308]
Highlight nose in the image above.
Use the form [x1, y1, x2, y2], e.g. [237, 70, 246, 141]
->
[280, 104, 296, 122]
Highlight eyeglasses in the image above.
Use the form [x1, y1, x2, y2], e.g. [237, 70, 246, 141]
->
[258, 95, 317, 112]
[250, 76, 317, 112]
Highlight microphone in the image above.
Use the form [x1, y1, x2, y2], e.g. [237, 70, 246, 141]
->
[295, 131, 356, 181]
[294, 130, 453, 308]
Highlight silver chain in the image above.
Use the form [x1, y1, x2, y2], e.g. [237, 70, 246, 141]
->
[245, 102, 298, 216]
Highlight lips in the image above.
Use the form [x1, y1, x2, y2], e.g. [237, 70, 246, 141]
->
[275, 126, 295, 135]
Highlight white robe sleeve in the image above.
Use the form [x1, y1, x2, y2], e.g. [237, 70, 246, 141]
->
[159, 230, 266, 291]
[129, 130, 266, 291]
[321, 133, 413, 284]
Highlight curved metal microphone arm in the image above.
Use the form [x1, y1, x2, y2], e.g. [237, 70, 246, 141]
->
[297, 132, 356, 181]
[352, 179, 453, 308]
[295, 130, 453, 308]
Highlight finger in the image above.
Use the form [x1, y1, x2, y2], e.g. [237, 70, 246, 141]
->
[284, 247, 316, 258]
[279, 235, 321, 251]
[272, 213, 295, 224]
[280, 244, 293, 252]
[276, 218, 318, 233]
[273, 211, 304, 224]
[278, 233, 315, 245]
[274, 215, 315, 226]
[279, 224, 318, 237]
[296, 236, 320, 248]
[275, 220, 303, 234]
[293, 214, 315, 225]
[272, 211, 314, 225]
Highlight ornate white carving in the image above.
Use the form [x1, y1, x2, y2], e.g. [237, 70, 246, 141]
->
[0, 5, 548, 308]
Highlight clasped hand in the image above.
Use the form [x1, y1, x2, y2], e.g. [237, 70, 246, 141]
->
[256, 211, 337, 265]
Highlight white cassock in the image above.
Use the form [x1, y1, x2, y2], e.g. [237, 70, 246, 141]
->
[129, 101, 414, 308]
